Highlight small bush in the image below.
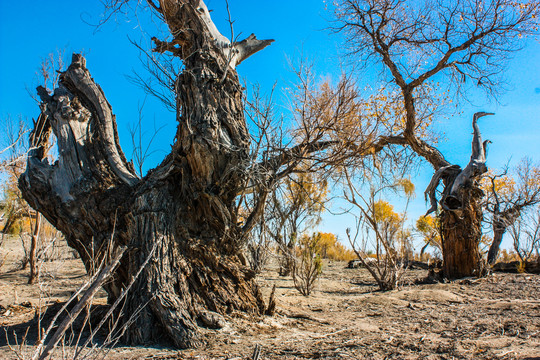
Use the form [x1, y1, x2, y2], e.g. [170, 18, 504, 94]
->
[277, 234, 296, 277]
[498, 249, 521, 263]
[292, 233, 323, 296]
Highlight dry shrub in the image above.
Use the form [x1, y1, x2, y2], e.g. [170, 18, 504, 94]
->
[346, 199, 410, 291]
[292, 233, 323, 296]
[246, 221, 272, 275]
[498, 249, 521, 263]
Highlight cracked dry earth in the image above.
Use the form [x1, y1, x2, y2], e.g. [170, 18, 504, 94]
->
[0, 235, 539, 359]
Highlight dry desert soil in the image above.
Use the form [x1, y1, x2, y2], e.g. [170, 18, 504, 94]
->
[0, 235, 539, 360]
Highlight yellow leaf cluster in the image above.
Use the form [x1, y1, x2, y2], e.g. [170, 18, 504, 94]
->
[416, 215, 442, 250]
[285, 171, 328, 216]
[373, 200, 402, 226]
[480, 169, 516, 200]
[395, 178, 416, 198]
[316, 232, 356, 261]
[296, 233, 324, 273]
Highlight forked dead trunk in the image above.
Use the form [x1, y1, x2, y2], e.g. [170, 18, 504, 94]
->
[19, 0, 273, 348]
[425, 112, 493, 279]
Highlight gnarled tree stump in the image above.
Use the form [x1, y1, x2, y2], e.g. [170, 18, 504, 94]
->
[425, 112, 493, 278]
[20, 0, 273, 348]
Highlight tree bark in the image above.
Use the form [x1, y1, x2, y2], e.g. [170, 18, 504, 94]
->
[487, 217, 507, 265]
[440, 186, 485, 278]
[19, 0, 273, 348]
[487, 207, 522, 265]
[425, 112, 493, 279]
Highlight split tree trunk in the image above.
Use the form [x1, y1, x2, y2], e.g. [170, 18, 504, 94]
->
[20, 0, 273, 348]
[425, 112, 493, 279]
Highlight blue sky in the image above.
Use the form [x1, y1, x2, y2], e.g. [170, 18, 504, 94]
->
[1, 1, 539, 252]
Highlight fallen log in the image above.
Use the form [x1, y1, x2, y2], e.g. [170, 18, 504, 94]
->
[492, 260, 540, 274]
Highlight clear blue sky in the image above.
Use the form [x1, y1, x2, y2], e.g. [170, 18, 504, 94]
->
[1, 1, 539, 252]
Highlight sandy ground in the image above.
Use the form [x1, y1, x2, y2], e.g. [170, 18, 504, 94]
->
[0, 234, 539, 360]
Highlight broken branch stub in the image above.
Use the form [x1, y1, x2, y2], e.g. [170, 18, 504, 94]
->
[424, 112, 494, 214]
[153, 0, 274, 69]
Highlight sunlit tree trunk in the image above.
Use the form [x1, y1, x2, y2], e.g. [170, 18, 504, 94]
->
[440, 187, 484, 278]
[19, 0, 273, 348]
[28, 213, 41, 284]
[425, 113, 492, 278]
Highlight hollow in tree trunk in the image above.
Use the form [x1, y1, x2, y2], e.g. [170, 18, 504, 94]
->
[19, 0, 273, 348]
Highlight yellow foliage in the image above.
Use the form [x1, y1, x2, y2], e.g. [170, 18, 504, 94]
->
[416, 215, 442, 251]
[416, 214, 437, 233]
[481, 234, 492, 249]
[481, 159, 540, 205]
[293, 233, 324, 296]
[480, 169, 516, 200]
[1, 160, 57, 236]
[373, 200, 402, 226]
[285, 171, 328, 216]
[316, 232, 356, 261]
[395, 178, 416, 198]
[358, 83, 445, 144]
[498, 249, 521, 263]
[1, 163, 33, 234]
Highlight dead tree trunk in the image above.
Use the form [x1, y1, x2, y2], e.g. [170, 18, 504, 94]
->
[19, 0, 274, 348]
[488, 224, 505, 264]
[425, 112, 493, 278]
[28, 213, 41, 284]
[439, 185, 485, 278]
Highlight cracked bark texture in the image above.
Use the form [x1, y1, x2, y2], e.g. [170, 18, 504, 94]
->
[19, 0, 272, 348]
[424, 112, 493, 278]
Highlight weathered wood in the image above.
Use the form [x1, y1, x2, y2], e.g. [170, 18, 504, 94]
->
[28, 214, 41, 285]
[487, 210, 520, 264]
[424, 113, 493, 279]
[440, 186, 485, 278]
[492, 260, 540, 274]
[443, 112, 493, 211]
[20, 0, 273, 348]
